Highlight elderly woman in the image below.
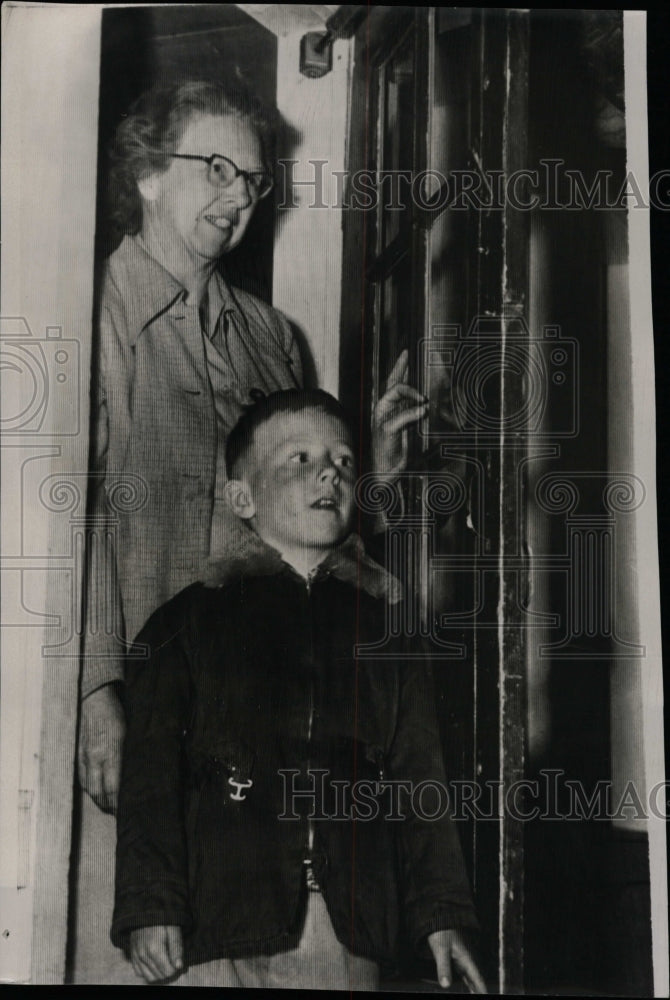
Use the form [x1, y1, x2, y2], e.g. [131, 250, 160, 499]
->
[74, 80, 425, 981]
[79, 82, 306, 810]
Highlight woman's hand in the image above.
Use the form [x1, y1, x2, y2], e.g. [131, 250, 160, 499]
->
[77, 684, 125, 814]
[372, 350, 428, 476]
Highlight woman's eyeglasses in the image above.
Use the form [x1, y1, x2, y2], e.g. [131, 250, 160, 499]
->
[170, 153, 273, 200]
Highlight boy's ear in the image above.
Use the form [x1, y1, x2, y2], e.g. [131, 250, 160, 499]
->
[223, 479, 256, 521]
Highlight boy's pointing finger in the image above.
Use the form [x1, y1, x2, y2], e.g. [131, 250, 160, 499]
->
[382, 402, 429, 437]
[386, 349, 409, 389]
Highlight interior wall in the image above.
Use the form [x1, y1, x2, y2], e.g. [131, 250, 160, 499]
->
[523, 10, 665, 996]
[272, 33, 352, 395]
[621, 12, 668, 994]
[605, 209, 646, 832]
[0, 5, 101, 983]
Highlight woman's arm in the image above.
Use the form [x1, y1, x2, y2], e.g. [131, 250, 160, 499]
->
[78, 300, 133, 812]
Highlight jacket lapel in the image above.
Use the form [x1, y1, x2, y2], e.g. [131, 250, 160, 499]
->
[200, 527, 402, 604]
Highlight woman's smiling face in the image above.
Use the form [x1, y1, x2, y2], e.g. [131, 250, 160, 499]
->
[139, 113, 266, 263]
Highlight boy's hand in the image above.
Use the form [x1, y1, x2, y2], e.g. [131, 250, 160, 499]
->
[129, 925, 184, 983]
[427, 929, 487, 993]
[372, 350, 428, 476]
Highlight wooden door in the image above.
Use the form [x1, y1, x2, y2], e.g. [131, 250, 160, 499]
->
[466, 11, 530, 993]
[340, 7, 531, 992]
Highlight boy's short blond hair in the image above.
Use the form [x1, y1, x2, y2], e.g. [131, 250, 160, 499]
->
[224, 388, 355, 479]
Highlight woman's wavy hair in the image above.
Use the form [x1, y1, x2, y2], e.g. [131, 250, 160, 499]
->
[105, 79, 277, 242]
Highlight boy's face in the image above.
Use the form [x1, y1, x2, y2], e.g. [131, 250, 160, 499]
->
[235, 408, 356, 558]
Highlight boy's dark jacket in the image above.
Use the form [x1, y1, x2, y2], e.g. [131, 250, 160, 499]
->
[111, 531, 478, 971]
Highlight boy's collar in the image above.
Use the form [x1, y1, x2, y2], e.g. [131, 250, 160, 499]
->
[200, 524, 402, 604]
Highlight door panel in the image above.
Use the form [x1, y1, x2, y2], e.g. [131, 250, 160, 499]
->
[341, 8, 530, 992]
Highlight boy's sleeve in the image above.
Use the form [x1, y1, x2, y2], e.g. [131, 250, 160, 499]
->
[110, 594, 194, 948]
[388, 660, 479, 954]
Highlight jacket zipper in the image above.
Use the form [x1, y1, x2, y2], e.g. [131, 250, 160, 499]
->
[304, 572, 317, 888]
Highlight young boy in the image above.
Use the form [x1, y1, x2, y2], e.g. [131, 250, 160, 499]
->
[111, 389, 486, 991]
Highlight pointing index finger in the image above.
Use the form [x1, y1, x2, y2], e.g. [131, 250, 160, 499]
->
[386, 349, 409, 390]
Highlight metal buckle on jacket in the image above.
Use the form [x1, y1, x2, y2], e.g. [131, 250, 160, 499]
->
[303, 849, 328, 889]
[227, 776, 253, 800]
[303, 859, 321, 892]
